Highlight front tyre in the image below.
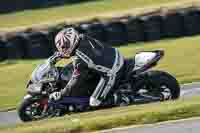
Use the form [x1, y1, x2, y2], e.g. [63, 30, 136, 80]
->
[134, 70, 180, 101]
[18, 95, 48, 122]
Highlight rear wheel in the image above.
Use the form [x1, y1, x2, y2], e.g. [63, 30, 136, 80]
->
[133, 70, 180, 102]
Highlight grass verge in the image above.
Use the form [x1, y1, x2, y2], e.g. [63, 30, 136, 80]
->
[0, 0, 199, 31]
[1, 35, 200, 110]
[1, 96, 200, 132]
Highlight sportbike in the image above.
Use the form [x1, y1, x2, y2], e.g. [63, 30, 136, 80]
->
[18, 49, 180, 122]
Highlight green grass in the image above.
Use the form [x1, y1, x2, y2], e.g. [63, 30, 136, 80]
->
[1, 35, 200, 110]
[1, 96, 200, 133]
[0, 0, 196, 30]
[0, 60, 43, 110]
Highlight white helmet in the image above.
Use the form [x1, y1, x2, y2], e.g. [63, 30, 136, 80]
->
[55, 27, 80, 58]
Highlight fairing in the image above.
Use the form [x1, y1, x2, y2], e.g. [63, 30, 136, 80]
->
[133, 50, 164, 71]
[31, 62, 59, 83]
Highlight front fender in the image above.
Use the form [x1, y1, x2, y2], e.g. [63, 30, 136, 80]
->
[23, 94, 32, 100]
[26, 80, 32, 88]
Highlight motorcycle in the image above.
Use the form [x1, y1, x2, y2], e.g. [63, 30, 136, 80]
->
[18, 49, 180, 122]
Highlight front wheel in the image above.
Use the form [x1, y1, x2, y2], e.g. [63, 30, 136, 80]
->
[133, 70, 180, 102]
[18, 95, 49, 122]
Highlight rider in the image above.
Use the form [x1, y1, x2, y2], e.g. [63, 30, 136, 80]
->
[49, 27, 124, 107]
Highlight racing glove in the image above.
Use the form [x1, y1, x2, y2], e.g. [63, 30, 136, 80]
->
[49, 92, 62, 101]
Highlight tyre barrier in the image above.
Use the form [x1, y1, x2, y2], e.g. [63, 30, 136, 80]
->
[78, 22, 107, 42]
[183, 9, 200, 36]
[162, 11, 185, 38]
[2, 7, 200, 60]
[103, 21, 128, 46]
[5, 34, 28, 59]
[74, 23, 88, 34]
[24, 32, 52, 59]
[0, 39, 7, 61]
[125, 17, 145, 43]
[0, 0, 98, 14]
[140, 15, 163, 41]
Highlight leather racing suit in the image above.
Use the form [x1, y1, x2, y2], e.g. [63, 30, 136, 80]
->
[59, 35, 124, 106]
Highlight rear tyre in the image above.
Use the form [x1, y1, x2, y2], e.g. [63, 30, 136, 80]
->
[133, 70, 180, 100]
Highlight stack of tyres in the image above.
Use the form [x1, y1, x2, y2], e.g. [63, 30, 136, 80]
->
[78, 22, 107, 42]
[103, 21, 128, 46]
[25, 32, 52, 59]
[66, 0, 85, 3]
[75, 23, 88, 34]
[125, 17, 145, 43]
[183, 9, 200, 36]
[64, 0, 96, 4]
[162, 12, 185, 38]
[0, 39, 7, 61]
[5, 34, 28, 59]
[0, 0, 16, 13]
[23, 0, 51, 9]
[141, 15, 163, 41]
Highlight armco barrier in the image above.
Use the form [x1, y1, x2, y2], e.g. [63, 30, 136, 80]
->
[125, 17, 145, 43]
[25, 32, 52, 59]
[183, 9, 200, 36]
[0, 39, 7, 61]
[103, 21, 128, 46]
[162, 11, 185, 38]
[5, 34, 28, 59]
[141, 15, 163, 41]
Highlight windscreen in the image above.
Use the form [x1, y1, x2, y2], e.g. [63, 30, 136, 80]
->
[31, 63, 51, 82]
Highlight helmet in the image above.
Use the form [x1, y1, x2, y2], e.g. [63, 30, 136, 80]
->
[55, 27, 80, 58]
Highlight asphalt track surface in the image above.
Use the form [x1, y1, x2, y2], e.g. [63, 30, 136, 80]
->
[1, 82, 200, 127]
[102, 117, 200, 133]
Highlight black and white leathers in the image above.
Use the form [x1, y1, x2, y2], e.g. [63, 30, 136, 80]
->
[61, 35, 124, 106]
